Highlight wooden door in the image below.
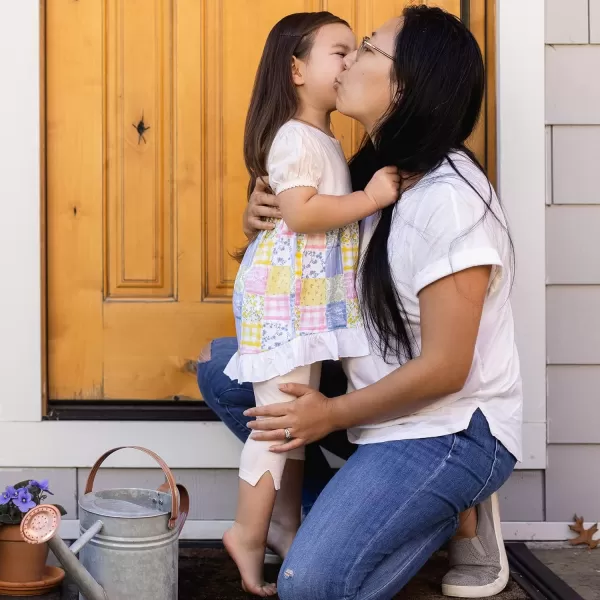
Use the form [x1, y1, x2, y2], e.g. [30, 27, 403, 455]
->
[46, 0, 494, 402]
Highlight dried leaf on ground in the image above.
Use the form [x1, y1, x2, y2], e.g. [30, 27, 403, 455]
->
[569, 515, 599, 550]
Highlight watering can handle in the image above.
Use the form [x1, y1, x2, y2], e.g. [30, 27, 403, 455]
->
[157, 482, 189, 535]
[85, 446, 180, 530]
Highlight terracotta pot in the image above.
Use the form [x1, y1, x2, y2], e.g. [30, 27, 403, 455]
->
[0, 524, 49, 583]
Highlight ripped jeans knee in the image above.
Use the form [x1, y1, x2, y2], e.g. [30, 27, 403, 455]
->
[276, 560, 341, 600]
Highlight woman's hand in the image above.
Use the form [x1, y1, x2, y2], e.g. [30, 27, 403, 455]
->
[243, 177, 282, 239]
[244, 384, 339, 453]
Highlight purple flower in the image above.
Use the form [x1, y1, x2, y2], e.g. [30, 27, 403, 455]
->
[0, 486, 17, 505]
[29, 479, 52, 494]
[15, 488, 36, 513]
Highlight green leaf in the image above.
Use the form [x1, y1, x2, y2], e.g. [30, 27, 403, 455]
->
[0, 513, 20, 525]
[13, 480, 31, 490]
[52, 504, 67, 516]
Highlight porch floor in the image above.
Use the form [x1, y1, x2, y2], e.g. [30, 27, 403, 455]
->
[21, 547, 530, 600]
[176, 548, 530, 599]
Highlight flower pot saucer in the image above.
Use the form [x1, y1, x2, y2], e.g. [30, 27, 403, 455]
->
[0, 566, 65, 596]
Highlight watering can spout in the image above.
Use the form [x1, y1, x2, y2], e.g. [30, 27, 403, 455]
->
[20, 505, 108, 600]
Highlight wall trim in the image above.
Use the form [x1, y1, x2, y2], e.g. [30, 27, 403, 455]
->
[502, 521, 600, 543]
[0, 0, 43, 422]
[58, 519, 597, 544]
[496, 0, 547, 427]
[59, 520, 234, 542]
[39, 0, 48, 416]
[0, 420, 546, 469]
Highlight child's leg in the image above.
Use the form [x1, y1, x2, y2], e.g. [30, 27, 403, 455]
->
[268, 362, 321, 558]
[224, 364, 320, 596]
[267, 459, 303, 560]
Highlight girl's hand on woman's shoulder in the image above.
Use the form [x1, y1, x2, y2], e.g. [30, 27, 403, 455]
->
[364, 166, 400, 210]
[244, 384, 339, 452]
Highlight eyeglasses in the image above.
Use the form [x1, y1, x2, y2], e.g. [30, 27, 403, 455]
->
[359, 36, 394, 61]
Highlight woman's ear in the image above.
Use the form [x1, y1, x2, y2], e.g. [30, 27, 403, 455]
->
[291, 56, 305, 86]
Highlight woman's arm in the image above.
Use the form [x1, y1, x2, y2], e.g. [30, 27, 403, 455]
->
[279, 167, 399, 234]
[330, 265, 491, 429]
[242, 178, 282, 240]
[244, 265, 492, 451]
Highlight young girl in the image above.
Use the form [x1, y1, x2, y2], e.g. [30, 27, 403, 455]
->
[223, 12, 399, 596]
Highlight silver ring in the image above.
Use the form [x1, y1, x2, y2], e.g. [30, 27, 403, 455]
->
[284, 428, 292, 440]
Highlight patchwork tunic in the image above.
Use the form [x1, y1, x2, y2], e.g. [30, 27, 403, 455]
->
[224, 120, 370, 383]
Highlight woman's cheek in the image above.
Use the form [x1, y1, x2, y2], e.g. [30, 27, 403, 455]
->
[335, 91, 349, 116]
[347, 84, 363, 115]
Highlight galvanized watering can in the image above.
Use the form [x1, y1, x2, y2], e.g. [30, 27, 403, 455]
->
[19, 446, 189, 600]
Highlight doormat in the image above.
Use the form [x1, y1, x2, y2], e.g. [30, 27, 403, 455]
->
[178, 548, 530, 600]
[34, 547, 530, 600]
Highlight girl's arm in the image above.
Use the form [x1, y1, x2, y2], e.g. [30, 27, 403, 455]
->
[279, 167, 399, 234]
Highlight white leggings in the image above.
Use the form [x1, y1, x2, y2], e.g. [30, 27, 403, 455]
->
[239, 363, 322, 490]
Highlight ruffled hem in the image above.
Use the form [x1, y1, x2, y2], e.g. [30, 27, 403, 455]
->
[224, 328, 370, 383]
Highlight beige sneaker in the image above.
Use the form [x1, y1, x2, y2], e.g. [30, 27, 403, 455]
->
[264, 549, 282, 565]
[442, 493, 509, 598]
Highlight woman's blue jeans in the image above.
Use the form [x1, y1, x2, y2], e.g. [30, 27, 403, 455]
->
[197, 337, 516, 599]
[277, 408, 515, 600]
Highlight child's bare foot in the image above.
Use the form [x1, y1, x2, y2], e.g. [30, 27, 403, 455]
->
[267, 519, 297, 559]
[223, 523, 277, 597]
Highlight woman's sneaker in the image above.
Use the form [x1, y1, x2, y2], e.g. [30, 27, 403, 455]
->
[442, 493, 509, 598]
[264, 549, 282, 565]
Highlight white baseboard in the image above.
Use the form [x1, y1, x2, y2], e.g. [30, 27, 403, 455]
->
[0, 420, 546, 469]
[60, 519, 235, 541]
[59, 519, 597, 543]
[502, 521, 598, 542]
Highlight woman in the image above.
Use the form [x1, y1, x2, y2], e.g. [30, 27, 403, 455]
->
[198, 7, 521, 599]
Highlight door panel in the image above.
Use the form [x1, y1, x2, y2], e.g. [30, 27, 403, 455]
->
[47, 0, 494, 401]
[47, 0, 104, 400]
[105, 0, 174, 299]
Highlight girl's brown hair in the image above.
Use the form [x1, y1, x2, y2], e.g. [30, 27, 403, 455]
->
[243, 12, 349, 198]
[232, 12, 349, 261]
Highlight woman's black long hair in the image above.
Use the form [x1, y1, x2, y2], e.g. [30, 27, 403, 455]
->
[352, 5, 513, 363]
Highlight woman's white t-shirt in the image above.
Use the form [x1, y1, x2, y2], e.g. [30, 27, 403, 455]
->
[345, 153, 523, 462]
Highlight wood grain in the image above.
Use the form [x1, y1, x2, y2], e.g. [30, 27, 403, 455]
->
[46, 0, 495, 401]
[47, 0, 104, 400]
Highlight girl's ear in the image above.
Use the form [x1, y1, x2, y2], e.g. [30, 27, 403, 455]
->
[291, 56, 305, 86]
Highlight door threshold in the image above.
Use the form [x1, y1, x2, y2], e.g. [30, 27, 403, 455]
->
[507, 542, 585, 600]
[45, 401, 219, 421]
